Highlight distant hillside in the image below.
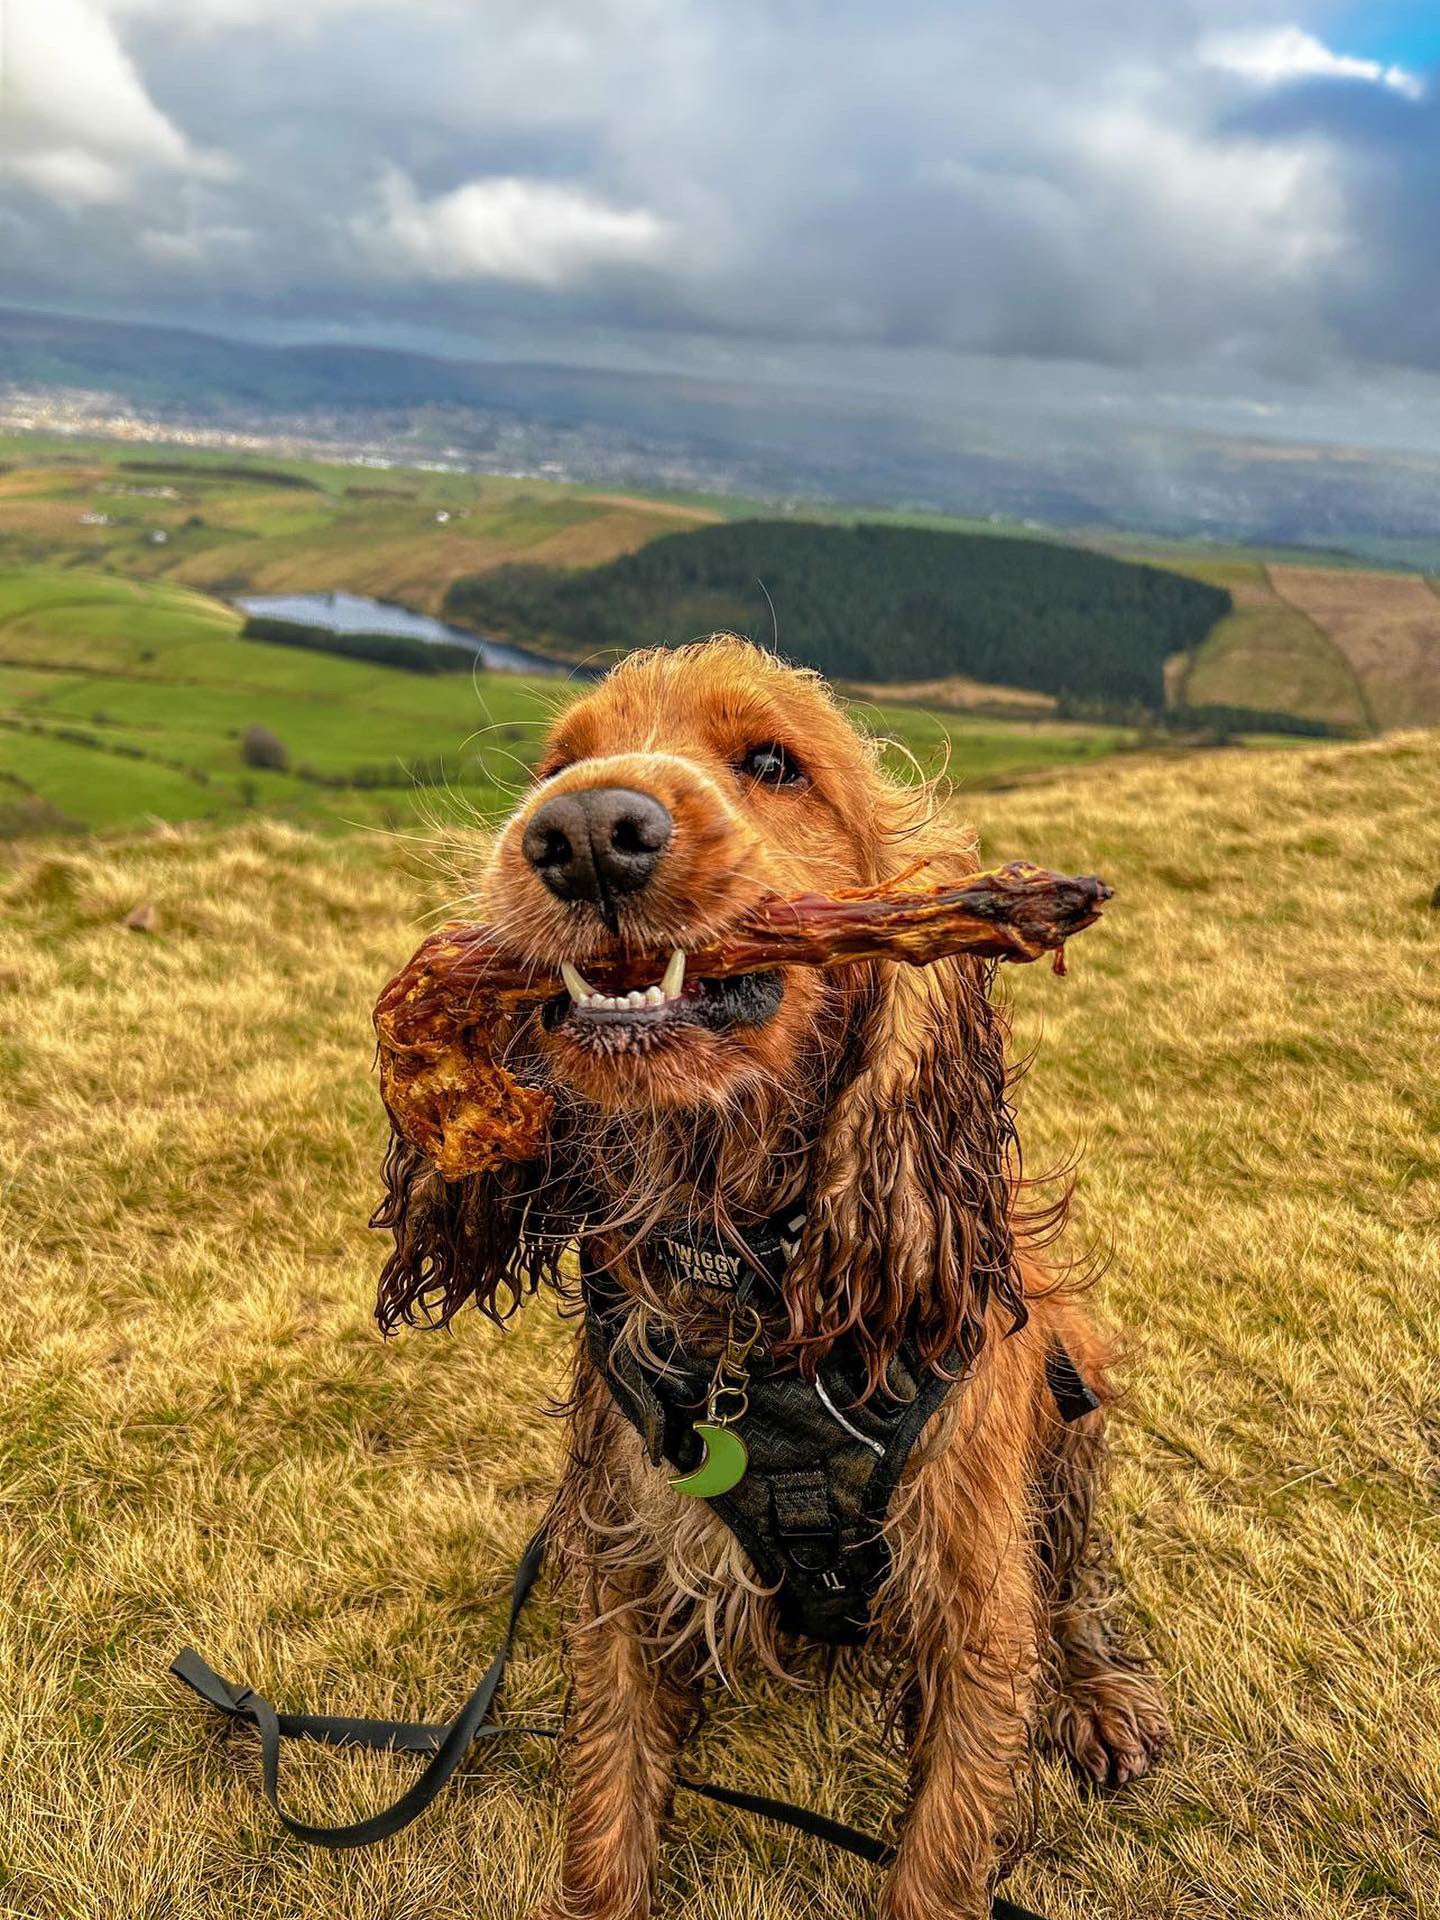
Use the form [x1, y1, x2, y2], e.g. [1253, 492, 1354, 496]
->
[0, 563, 1147, 836]
[2, 435, 1423, 734]
[0, 434, 708, 616]
[445, 521, 1231, 706]
[9, 306, 1440, 561]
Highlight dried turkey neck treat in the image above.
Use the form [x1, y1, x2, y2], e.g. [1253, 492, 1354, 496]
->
[375, 860, 1111, 1180]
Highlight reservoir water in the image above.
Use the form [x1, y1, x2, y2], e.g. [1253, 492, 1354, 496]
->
[236, 590, 587, 679]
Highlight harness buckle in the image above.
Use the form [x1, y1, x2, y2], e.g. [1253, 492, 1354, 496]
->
[769, 1470, 844, 1581]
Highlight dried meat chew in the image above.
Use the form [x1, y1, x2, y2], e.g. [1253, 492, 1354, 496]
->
[375, 860, 1111, 1180]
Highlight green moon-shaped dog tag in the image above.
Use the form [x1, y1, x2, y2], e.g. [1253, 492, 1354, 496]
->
[669, 1423, 749, 1498]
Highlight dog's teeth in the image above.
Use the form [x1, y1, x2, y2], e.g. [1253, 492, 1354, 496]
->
[561, 961, 594, 1004]
[567, 956, 685, 1016]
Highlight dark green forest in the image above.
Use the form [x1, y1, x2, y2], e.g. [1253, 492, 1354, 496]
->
[445, 521, 1231, 706]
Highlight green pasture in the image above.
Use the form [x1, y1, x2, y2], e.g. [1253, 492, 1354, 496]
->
[0, 436, 708, 616]
[0, 731, 230, 830]
[0, 434, 1405, 837]
[1180, 606, 1369, 731]
[0, 567, 557, 830]
[852, 700, 1137, 786]
[0, 564, 1154, 836]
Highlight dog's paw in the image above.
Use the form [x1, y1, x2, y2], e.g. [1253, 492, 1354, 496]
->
[1048, 1672, 1168, 1790]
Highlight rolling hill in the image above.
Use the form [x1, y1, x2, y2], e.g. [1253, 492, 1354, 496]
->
[9, 304, 1440, 562]
[0, 435, 713, 616]
[3, 435, 1439, 770]
[443, 520, 1232, 707]
[0, 567, 556, 833]
[0, 566, 1142, 835]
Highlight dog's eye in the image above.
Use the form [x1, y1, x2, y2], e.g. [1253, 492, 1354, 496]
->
[738, 742, 806, 788]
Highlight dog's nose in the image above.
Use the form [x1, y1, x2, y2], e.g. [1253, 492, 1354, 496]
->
[523, 786, 674, 917]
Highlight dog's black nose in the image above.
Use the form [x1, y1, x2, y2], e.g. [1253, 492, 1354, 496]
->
[523, 787, 673, 919]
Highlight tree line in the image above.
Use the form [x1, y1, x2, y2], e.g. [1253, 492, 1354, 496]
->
[444, 521, 1231, 707]
[241, 615, 479, 674]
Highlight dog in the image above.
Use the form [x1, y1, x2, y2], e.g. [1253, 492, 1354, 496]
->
[375, 637, 1167, 1919]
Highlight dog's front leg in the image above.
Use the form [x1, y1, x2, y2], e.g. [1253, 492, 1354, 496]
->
[538, 1572, 700, 1920]
[883, 1526, 1037, 1920]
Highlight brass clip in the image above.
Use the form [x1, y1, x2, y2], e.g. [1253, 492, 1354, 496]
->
[705, 1302, 763, 1428]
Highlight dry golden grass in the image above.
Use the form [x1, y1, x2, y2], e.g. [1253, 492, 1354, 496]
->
[0, 465, 110, 500]
[845, 673, 1057, 715]
[517, 506, 722, 573]
[580, 493, 721, 524]
[1161, 559, 1369, 728]
[2, 733, 1438, 1919]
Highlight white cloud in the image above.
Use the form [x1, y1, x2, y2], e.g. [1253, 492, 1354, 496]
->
[2, 0, 1435, 383]
[1200, 26, 1425, 100]
[139, 222, 254, 265]
[0, 0, 223, 206]
[105, 0, 455, 31]
[356, 171, 669, 288]
[1075, 108, 1343, 282]
[5, 149, 130, 207]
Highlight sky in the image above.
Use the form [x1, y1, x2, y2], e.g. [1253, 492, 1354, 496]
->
[1, 0, 1438, 451]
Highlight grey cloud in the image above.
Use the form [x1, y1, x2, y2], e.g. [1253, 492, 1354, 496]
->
[1223, 76, 1440, 369]
[0, 0, 1434, 392]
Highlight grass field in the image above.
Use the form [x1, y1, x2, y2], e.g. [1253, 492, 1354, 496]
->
[0, 565, 568, 831]
[0, 438, 714, 616]
[0, 565, 1153, 835]
[3, 434, 1438, 737]
[1, 730, 1436, 1919]
[1267, 567, 1440, 730]
[1154, 557, 1369, 730]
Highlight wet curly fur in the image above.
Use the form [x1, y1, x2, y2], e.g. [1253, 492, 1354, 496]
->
[375, 638, 1167, 1919]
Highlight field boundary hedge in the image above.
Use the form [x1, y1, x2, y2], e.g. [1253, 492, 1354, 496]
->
[1165, 703, 1361, 740]
[240, 617, 478, 674]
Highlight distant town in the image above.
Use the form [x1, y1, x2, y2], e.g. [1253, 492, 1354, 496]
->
[0, 384, 813, 514]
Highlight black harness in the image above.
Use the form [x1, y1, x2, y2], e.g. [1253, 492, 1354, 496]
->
[583, 1209, 1099, 1645]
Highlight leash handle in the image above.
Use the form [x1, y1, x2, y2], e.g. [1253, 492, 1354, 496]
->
[171, 1523, 548, 1849]
[169, 1523, 1048, 1917]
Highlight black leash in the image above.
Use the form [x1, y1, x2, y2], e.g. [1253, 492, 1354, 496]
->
[170, 1523, 1047, 1918]
[172, 1525, 551, 1850]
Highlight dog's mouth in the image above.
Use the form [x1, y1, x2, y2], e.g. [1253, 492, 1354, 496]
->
[539, 948, 784, 1052]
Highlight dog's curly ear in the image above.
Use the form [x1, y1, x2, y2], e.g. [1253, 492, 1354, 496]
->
[780, 946, 1028, 1396]
[371, 1123, 550, 1334]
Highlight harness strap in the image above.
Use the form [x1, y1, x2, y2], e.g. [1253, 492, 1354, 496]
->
[169, 1523, 1048, 1920]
